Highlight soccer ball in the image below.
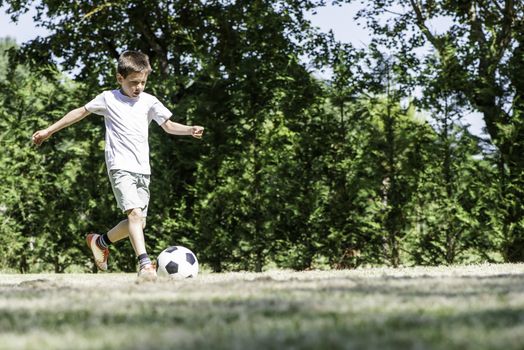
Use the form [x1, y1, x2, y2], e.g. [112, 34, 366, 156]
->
[156, 246, 199, 278]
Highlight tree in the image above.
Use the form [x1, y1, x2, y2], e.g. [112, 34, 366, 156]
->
[1, 0, 332, 271]
[0, 38, 111, 272]
[338, 0, 524, 261]
[317, 86, 435, 267]
[401, 52, 496, 264]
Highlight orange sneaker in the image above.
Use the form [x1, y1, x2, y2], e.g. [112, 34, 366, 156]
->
[137, 263, 157, 282]
[86, 233, 109, 271]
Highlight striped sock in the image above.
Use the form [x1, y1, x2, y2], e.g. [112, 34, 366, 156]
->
[96, 233, 111, 250]
[138, 253, 151, 269]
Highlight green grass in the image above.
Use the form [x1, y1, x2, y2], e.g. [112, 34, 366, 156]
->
[1, 264, 524, 349]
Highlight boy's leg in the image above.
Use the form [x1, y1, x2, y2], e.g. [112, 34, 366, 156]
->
[108, 169, 150, 248]
[107, 220, 130, 242]
[103, 170, 155, 278]
[89, 218, 140, 257]
[104, 212, 150, 261]
[126, 208, 147, 256]
[106, 218, 147, 243]
[127, 208, 156, 280]
[88, 212, 153, 268]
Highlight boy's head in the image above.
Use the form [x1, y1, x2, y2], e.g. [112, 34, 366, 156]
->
[117, 51, 152, 78]
[117, 51, 152, 98]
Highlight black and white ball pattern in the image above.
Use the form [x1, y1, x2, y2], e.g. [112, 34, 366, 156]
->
[156, 246, 199, 278]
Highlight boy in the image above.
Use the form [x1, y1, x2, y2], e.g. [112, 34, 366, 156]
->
[32, 51, 204, 280]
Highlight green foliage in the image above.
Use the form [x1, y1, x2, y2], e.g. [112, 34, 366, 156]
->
[0, 0, 520, 272]
[0, 39, 101, 272]
[347, 0, 524, 262]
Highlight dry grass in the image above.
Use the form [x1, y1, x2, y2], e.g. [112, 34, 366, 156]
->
[1, 264, 524, 349]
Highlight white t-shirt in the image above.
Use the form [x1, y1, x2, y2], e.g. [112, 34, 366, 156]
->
[85, 89, 172, 175]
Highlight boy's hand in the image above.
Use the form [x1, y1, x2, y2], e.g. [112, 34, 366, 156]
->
[191, 126, 204, 139]
[32, 129, 51, 146]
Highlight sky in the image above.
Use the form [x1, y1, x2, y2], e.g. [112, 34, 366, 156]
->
[0, 3, 485, 136]
[0, 2, 370, 46]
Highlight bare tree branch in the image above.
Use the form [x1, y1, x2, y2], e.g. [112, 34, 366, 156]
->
[493, 0, 515, 62]
[130, 7, 170, 76]
[467, 1, 488, 47]
[409, 0, 442, 51]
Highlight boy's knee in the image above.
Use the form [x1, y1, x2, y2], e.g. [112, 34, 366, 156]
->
[142, 218, 147, 229]
[126, 208, 143, 222]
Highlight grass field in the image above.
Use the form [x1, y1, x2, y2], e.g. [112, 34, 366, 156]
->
[1, 264, 524, 350]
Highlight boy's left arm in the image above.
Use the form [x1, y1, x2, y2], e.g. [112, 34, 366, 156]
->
[161, 120, 204, 139]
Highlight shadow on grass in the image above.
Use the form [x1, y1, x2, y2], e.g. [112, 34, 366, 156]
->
[1, 293, 524, 349]
[1, 271, 524, 349]
[287, 273, 524, 299]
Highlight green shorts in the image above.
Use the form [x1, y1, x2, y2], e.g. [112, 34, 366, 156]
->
[108, 169, 150, 217]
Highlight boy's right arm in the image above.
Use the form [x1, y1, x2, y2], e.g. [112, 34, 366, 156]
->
[32, 106, 91, 145]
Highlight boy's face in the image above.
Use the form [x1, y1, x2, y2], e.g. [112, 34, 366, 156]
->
[117, 71, 148, 98]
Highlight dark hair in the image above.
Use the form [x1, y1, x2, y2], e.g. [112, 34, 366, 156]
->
[117, 51, 152, 77]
